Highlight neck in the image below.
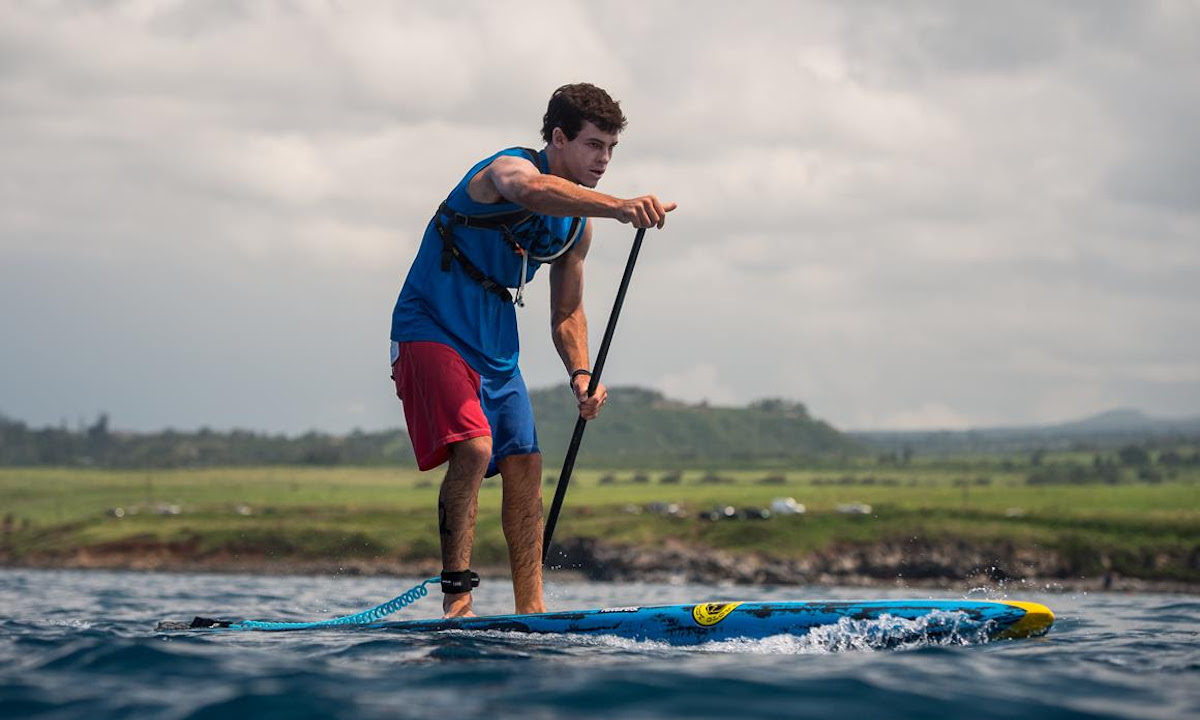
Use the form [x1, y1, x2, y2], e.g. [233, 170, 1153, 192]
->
[543, 145, 573, 182]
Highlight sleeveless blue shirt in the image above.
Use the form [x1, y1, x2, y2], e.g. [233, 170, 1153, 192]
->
[390, 148, 585, 378]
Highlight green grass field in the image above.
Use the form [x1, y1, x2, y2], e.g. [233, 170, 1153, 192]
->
[2, 458, 1197, 581]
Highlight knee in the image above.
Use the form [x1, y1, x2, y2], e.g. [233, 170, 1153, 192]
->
[448, 436, 492, 475]
[502, 452, 542, 478]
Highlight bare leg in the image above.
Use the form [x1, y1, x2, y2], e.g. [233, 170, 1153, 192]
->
[496, 452, 546, 614]
[439, 435, 491, 618]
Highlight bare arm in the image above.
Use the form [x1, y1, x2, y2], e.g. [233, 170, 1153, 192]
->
[549, 220, 607, 419]
[471, 155, 676, 229]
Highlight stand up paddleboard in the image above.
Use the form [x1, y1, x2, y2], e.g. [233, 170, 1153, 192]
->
[166, 599, 1053, 646]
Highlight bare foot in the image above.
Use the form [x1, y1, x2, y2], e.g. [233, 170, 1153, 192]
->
[442, 592, 475, 619]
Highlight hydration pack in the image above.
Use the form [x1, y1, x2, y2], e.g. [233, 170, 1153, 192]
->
[433, 148, 584, 306]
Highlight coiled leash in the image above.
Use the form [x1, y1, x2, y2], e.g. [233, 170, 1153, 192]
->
[186, 572, 480, 631]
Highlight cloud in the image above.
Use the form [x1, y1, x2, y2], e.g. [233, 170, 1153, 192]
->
[880, 403, 973, 432]
[1, 1, 1197, 434]
[657, 363, 738, 407]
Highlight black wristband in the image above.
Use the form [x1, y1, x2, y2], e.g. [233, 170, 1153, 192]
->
[569, 369, 592, 386]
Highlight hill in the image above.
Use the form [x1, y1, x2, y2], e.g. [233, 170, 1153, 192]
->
[530, 386, 864, 468]
[0, 388, 863, 469]
[7, 397, 1193, 468]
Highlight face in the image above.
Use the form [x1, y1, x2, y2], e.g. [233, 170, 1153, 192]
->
[552, 121, 618, 187]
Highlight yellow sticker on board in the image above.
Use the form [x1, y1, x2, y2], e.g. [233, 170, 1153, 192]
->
[691, 602, 743, 627]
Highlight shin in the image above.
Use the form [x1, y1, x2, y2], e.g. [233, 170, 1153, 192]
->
[497, 452, 546, 614]
[439, 436, 491, 617]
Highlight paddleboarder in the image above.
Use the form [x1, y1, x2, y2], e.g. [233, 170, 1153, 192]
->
[389, 83, 676, 618]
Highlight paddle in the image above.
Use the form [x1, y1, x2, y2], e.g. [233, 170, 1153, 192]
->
[542, 226, 648, 564]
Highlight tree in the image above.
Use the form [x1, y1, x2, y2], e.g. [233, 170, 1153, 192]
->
[1117, 445, 1151, 467]
[87, 413, 110, 441]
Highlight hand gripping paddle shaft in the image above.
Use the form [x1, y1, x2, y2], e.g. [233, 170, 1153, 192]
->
[542, 227, 648, 564]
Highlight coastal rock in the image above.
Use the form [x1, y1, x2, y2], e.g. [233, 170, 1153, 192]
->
[547, 536, 1102, 590]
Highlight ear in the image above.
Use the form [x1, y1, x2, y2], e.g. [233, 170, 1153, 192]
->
[552, 127, 568, 148]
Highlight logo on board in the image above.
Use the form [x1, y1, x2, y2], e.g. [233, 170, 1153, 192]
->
[691, 602, 742, 627]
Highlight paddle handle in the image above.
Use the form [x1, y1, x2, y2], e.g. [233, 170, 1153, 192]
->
[542, 227, 648, 564]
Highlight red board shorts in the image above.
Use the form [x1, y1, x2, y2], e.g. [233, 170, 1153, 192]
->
[391, 341, 538, 476]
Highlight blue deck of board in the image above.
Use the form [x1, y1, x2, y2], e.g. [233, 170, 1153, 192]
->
[367, 600, 1051, 645]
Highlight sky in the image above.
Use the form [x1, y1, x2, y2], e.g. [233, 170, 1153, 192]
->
[1, 0, 1198, 435]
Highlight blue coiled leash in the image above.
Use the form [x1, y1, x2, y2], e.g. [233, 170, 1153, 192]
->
[197, 576, 442, 632]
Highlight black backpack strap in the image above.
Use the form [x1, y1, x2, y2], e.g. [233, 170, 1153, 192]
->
[429, 149, 548, 303]
[440, 203, 534, 232]
[519, 147, 543, 170]
[433, 208, 514, 303]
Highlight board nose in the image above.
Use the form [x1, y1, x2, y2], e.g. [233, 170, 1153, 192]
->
[998, 601, 1055, 639]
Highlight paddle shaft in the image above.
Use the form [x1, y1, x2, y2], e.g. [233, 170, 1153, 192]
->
[542, 227, 648, 564]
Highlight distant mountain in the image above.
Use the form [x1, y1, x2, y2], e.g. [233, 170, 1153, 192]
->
[1045, 408, 1200, 436]
[1052, 408, 1153, 432]
[530, 386, 864, 468]
[851, 408, 1200, 456]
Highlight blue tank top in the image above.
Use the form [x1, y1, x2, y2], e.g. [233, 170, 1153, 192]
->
[390, 148, 585, 378]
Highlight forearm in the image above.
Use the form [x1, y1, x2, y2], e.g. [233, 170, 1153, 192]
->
[515, 175, 622, 220]
[552, 309, 590, 375]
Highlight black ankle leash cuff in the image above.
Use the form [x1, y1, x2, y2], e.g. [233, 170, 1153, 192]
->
[440, 570, 480, 594]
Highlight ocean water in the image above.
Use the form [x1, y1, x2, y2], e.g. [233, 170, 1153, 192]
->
[0, 569, 1196, 719]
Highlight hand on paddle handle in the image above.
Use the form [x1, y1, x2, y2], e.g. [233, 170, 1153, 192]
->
[572, 376, 608, 421]
[617, 195, 676, 229]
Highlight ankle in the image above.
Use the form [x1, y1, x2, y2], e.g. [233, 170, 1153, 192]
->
[443, 592, 473, 615]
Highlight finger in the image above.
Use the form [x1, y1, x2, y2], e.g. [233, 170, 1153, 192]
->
[651, 196, 666, 219]
[663, 202, 678, 212]
[637, 206, 652, 229]
[646, 197, 667, 229]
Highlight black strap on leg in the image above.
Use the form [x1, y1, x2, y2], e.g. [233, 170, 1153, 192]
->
[440, 570, 480, 594]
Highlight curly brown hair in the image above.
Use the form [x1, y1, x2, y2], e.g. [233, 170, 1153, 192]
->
[541, 83, 628, 143]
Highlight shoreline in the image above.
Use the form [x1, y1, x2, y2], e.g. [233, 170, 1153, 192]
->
[5, 539, 1197, 595]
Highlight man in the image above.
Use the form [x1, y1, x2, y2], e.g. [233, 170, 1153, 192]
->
[390, 83, 676, 618]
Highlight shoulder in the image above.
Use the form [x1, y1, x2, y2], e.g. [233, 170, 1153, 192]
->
[479, 148, 544, 184]
[476, 148, 543, 176]
[465, 148, 544, 205]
